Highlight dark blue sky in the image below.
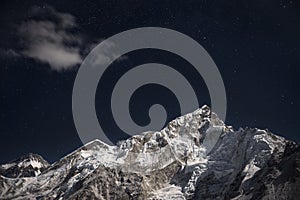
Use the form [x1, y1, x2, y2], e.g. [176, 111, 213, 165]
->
[1, 0, 300, 163]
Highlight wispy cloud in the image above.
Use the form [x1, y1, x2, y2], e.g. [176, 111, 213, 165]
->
[84, 39, 128, 66]
[5, 5, 127, 71]
[0, 49, 20, 58]
[17, 6, 83, 71]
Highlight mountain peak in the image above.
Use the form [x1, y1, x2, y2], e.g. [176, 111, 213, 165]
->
[0, 153, 49, 178]
[0, 106, 299, 200]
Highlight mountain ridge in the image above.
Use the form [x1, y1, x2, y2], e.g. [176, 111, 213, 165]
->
[1, 105, 299, 199]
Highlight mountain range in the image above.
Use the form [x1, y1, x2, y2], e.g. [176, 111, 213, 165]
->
[1, 105, 299, 199]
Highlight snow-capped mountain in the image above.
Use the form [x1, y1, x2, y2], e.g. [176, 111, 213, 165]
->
[0, 105, 299, 199]
[0, 153, 49, 178]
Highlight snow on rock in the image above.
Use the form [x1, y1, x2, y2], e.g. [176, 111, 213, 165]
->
[0, 105, 298, 200]
[242, 158, 261, 182]
[202, 125, 225, 154]
[149, 185, 186, 200]
[0, 153, 49, 178]
[183, 165, 206, 199]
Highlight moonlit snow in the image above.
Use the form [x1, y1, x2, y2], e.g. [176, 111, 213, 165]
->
[0, 105, 299, 199]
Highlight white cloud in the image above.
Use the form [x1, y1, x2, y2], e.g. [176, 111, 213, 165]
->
[14, 6, 127, 71]
[18, 6, 82, 71]
[22, 42, 82, 71]
[85, 40, 128, 66]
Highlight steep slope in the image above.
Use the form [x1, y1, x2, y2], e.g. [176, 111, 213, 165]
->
[0, 153, 49, 178]
[0, 105, 299, 200]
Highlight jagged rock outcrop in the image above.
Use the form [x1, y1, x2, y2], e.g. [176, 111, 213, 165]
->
[0, 153, 49, 178]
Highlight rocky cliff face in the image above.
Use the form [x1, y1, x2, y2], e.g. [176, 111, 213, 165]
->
[0, 105, 299, 200]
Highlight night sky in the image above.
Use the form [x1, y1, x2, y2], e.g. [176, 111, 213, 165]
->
[1, 0, 300, 164]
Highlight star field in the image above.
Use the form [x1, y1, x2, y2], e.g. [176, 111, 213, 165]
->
[0, 0, 299, 163]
